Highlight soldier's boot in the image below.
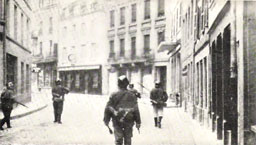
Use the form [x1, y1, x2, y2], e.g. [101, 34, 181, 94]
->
[54, 113, 57, 123]
[158, 116, 163, 128]
[58, 114, 62, 124]
[154, 117, 158, 127]
[7, 120, 11, 128]
[0, 119, 4, 130]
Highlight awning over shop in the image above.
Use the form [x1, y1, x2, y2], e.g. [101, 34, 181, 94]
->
[58, 65, 101, 71]
[157, 40, 181, 54]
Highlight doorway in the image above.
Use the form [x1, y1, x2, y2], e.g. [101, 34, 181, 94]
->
[6, 53, 17, 92]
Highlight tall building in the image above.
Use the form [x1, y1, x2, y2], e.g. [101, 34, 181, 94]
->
[106, 0, 172, 94]
[58, 0, 108, 94]
[32, 0, 60, 90]
[0, 0, 34, 102]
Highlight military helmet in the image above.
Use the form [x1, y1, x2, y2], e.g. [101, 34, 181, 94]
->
[118, 75, 129, 89]
[55, 79, 62, 85]
[155, 81, 161, 88]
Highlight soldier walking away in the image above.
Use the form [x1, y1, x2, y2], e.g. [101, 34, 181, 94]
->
[0, 82, 15, 130]
[52, 79, 69, 124]
[150, 82, 168, 128]
[128, 84, 141, 99]
[104, 75, 141, 145]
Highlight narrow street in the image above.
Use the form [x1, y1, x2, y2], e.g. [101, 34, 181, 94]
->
[0, 93, 218, 145]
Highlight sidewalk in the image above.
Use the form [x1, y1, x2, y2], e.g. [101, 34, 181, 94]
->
[0, 91, 49, 120]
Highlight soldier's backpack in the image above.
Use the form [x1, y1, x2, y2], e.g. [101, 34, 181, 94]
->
[113, 90, 138, 123]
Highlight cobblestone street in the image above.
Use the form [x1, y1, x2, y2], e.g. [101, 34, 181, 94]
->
[0, 93, 219, 145]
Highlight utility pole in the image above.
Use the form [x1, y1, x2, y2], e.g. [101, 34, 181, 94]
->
[2, 0, 7, 86]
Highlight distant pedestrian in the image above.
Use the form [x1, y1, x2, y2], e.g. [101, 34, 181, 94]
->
[0, 82, 15, 130]
[176, 93, 180, 106]
[150, 82, 168, 128]
[128, 84, 141, 99]
[104, 75, 141, 145]
[52, 79, 69, 124]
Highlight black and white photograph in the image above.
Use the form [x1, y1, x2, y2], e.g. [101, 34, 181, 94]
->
[0, 0, 256, 145]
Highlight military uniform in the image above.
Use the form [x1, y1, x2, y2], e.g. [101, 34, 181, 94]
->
[0, 88, 15, 130]
[150, 85, 168, 128]
[52, 85, 69, 123]
[104, 77, 141, 145]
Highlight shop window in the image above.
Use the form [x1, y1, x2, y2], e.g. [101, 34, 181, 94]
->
[75, 73, 80, 89]
[92, 72, 99, 89]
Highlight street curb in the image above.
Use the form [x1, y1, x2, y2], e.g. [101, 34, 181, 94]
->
[10, 104, 48, 120]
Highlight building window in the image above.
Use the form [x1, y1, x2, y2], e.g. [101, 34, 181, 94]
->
[21, 62, 24, 93]
[144, 0, 150, 20]
[109, 40, 114, 57]
[26, 64, 30, 92]
[131, 37, 136, 59]
[120, 7, 125, 25]
[120, 39, 125, 57]
[69, 6, 74, 16]
[40, 42, 43, 54]
[131, 4, 136, 23]
[49, 40, 52, 55]
[49, 17, 53, 34]
[0, 0, 3, 19]
[158, 31, 165, 45]
[14, 5, 17, 40]
[158, 0, 165, 17]
[110, 10, 115, 27]
[21, 13, 24, 45]
[26, 19, 30, 47]
[144, 35, 150, 53]
[53, 43, 58, 56]
[80, 3, 87, 14]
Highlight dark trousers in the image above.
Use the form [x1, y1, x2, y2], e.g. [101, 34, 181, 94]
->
[114, 125, 133, 145]
[0, 107, 12, 128]
[53, 101, 63, 122]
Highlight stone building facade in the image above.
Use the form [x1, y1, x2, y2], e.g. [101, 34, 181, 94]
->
[32, 0, 60, 91]
[0, 0, 33, 103]
[106, 0, 172, 95]
[58, 0, 108, 94]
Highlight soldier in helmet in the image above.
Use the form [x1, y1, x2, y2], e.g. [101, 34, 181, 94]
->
[104, 75, 141, 145]
[52, 79, 69, 124]
[128, 84, 141, 99]
[0, 82, 15, 130]
[150, 82, 168, 128]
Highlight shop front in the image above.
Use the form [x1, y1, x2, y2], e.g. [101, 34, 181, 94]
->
[58, 65, 102, 94]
